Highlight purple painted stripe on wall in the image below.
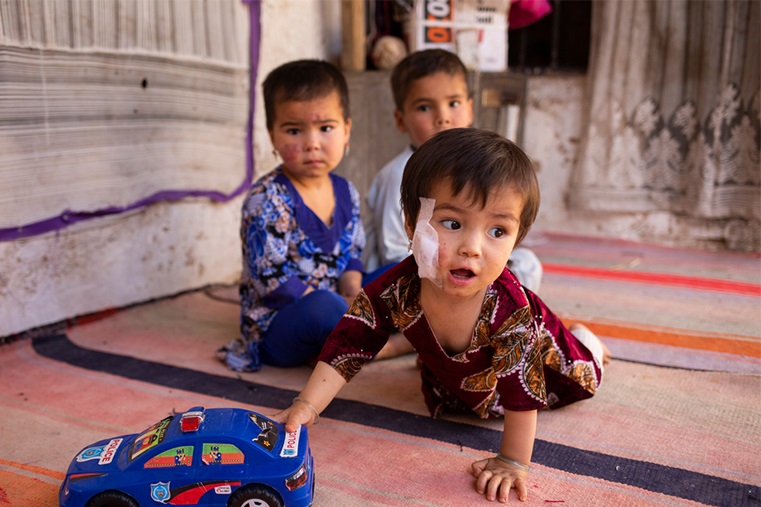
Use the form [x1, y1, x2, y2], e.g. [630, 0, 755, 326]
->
[0, 0, 261, 243]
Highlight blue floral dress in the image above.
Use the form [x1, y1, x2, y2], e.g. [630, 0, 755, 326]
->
[222, 167, 365, 371]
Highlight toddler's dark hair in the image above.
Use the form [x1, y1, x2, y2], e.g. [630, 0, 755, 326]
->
[263, 59, 350, 130]
[391, 49, 469, 111]
[401, 128, 540, 246]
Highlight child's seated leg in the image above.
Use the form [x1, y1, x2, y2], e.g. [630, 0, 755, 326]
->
[261, 290, 349, 367]
[569, 323, 612, 368]
[507, 247, 543, 293]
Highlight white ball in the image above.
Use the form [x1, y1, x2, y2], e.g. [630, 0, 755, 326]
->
[371, 36, 408, 70]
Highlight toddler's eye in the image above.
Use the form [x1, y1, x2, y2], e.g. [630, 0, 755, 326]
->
[450, 100, 461, 108]
[441, 220, 461, 230]
[286, 128, 300, 135]
[488, 227, 506, 238]
[416, 105, 431, 112]
[321, 125, 334, 133]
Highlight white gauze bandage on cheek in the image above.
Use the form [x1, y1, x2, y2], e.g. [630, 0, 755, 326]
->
[411, 197, 442, 287]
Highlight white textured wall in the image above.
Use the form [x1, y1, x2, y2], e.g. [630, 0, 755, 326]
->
[0, 0, 343, 337]
[521, 75, 642, 242]
[522, 75, 587, 236]
[523, 75, 721, 248]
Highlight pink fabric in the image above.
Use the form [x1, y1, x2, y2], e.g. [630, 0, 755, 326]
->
[509, 0, 553, 30]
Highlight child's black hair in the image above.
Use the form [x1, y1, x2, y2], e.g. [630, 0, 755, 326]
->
[401, 128, 540, 246]
[262, 59, 350, 130]
[391, 49, 469, 111]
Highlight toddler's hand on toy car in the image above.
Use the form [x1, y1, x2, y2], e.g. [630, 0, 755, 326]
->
[272, 397, 320, 433]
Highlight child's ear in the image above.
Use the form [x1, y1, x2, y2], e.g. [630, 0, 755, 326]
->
[404, 216, 415, 240]
[344, 118, 352, 142]
[267, 129, 278, 157]
[394, 109, 408, 134]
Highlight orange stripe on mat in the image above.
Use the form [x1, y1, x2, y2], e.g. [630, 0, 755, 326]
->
[0, 458, 65, 480]
[544, 263, 761, 296]
[0, 470, 59, 507]
[561, 317, 761, 358]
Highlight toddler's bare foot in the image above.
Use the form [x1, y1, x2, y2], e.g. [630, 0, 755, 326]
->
[601, 340, 612, 365]
[570, 323, 612, 366]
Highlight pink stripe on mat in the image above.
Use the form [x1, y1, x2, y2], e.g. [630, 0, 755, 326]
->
[543, 263, 761, 296]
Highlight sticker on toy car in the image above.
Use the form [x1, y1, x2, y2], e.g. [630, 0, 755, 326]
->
[98, 438, 123, 465]
[214, 485, 232, 494]
[150, 481, 171, 503]
[201, 443, 244, 465]
[75, 438, 123, 465]
[280, 426, 301, 457]
[131, 416, 173, 461]
[144, 446, 193, 468]
[249, 412, 278, 450]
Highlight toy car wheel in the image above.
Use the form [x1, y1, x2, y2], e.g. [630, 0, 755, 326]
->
[227, 484, 284, 507]
[84, 490, 139, 507]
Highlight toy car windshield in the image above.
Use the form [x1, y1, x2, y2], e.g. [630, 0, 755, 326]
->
[128, 416, 173, 462]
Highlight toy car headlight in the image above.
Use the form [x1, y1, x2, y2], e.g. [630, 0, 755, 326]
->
[285, 463, 308, 491]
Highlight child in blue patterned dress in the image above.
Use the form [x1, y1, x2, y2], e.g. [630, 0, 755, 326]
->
[218, 60, 365, 372]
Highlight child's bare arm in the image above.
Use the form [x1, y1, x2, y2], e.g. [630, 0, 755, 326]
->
[471, 409, 537, 503]
[271, 361, 347, 433]
[338, 270, 362, 302]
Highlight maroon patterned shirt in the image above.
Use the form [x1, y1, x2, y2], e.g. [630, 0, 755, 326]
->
[318, 256, 602, 418]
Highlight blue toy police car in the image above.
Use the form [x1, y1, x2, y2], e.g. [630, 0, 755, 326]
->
[59, 407, 314, 507]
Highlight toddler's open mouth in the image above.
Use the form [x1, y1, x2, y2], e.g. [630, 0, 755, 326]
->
[450, 268, 475, 279]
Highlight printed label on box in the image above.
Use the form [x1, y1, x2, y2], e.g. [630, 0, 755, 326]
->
[405, 0, 510, 72]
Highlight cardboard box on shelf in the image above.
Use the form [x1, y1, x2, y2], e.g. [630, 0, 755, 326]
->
[403, 0, 510, 72]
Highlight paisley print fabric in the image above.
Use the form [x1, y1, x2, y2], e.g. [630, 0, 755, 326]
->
[379, 272, 423, 331]
[345, 290, 375, 328]
[319, 256, 602, 418]
[331, 354, 369, 382]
